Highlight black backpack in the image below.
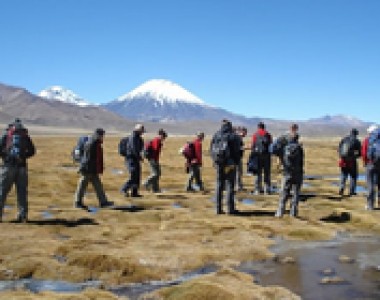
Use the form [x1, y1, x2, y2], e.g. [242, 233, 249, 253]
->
[119, 137, 130, 157]
[339, 136, 355, 159]
[254, 133, 270, 154]
[210, 132, 230, 164]
[283, 142, 303, 171]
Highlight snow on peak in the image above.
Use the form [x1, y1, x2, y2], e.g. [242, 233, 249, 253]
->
[38, 86, 91, 107]
[117, 79, 208, 106]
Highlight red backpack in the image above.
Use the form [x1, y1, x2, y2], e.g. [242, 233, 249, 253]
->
[181, 142, 195, 160]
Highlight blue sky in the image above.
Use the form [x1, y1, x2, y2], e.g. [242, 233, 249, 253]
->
[0, 0, 379, 121]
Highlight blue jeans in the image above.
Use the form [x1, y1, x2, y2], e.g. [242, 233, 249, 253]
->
[122, 158, 141, 195]
[339, 162, 358, 194]
[277, 173, 302, 217]
[366, 164, 380, 209]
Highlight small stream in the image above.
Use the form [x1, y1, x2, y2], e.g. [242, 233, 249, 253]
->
[1, 235, 379, 299]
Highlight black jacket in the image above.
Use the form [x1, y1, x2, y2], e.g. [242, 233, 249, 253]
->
[0, 128, 35, 167]
[210, 123, 241, 166]
[338, 134, 361, 160]
[127, 131, 144, 161]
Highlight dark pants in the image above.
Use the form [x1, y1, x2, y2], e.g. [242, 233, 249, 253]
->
[255, 154, 271, 192]
[144, 159, 161, 192]
[366, 164, 380, 209]
[276, 173, 302, 217]
[187, 164, 203, 191]
[0, 165, 28, 221]
[122, 158, 141, 195]
[215, 165, 236, 214]
[340, 162, 358, 195]
[74, 173, 108, 206]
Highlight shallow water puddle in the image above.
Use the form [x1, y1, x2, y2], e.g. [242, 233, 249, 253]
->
[0, 279, 101, 293]
[172, 203, 183, 209]
[111, 168, 124, 175]
[109, 265, 217, 299]
[88, 206, 99, 214]
[41, 211, 54, 219]
[240, 199, 255, 205]
[237, 235, 380, 299]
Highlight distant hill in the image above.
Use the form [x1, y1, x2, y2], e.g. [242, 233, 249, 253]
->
[0, 82, 134, 131]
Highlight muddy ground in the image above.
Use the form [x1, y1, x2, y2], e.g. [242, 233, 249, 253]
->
[0, 136, 378, 299]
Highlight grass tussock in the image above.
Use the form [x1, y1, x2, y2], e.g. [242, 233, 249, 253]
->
[0, 136, 379, 299]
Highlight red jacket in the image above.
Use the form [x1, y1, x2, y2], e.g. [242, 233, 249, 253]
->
[149, 136, 163, 162]
[362, 137, 370, 165]
[192, 138, 203, 165]
[251, 129, 272, 148]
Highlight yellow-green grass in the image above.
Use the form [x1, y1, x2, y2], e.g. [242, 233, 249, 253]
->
[0, 136, 377, 299]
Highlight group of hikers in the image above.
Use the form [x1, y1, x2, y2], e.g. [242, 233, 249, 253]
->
[0, 117, 379, 223]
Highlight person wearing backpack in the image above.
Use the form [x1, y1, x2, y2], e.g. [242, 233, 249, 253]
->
[143, 129, 167, 193]
[0, 119, 35, 223]
[74, 128, 114, 209]
[362, 124, 380, 210]
[120, 124, 145, 197]
[251, 122, 273, 194]
[236, 126, 248, 192]
[337, 128, 361, 196]
[273, 126, 304, 217]
[210, 120, 241, 215]
[186, 132, 205, 192]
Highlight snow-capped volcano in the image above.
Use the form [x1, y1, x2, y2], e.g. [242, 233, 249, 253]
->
[104, 79, 233, 122]
[116, 79, 209, 106]
[38, 86, 91, 107]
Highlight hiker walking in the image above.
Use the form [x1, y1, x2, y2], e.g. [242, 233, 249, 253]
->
[271, 124, 304, 217]
[362, 124, 380, 210]
[186, 132, 204, 192]
[143, 129, 167, 193]
[251, 122, 272, 194]
[236, 127, 247, 191]
[210, 120, 241, 215]
[337, 128, 361, 196]
[0, 119, 35, 223]
[74, 128, 114, 209]
[120, 124, 145, 197]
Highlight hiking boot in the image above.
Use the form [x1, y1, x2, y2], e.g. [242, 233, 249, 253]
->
[131, 193, 143, 198]
[143, 182, 150, 191]
[100, 201, 114, 208]
[275, 209, 284, 218]
[120, 189, 129, 197]
[74, 202, 88, 210]
[338, 188, 344, 196]
[186, 187, 195, 192]
[349, 192, 357, 196]
[15, 215, 28, 223]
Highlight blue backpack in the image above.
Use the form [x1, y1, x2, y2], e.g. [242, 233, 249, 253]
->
[367, 129, 380, 168]
[72, 136, 89, 163]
